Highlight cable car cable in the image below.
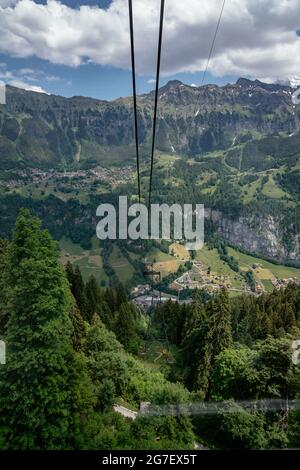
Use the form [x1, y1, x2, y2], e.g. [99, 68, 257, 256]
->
[128, 0, 141, 203]
[193, 0, 226, 117]
[148, 0, 165, 209]
[201, 0, 226, 87]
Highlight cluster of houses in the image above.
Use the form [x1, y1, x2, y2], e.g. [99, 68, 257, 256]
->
[170, 260, 232, 293]
[271, 277, 300, 289]
[1, 166, 133, 190]
[131, 284, 192, 311]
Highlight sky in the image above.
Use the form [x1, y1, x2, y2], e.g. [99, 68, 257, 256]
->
[0, 0, 299, 100]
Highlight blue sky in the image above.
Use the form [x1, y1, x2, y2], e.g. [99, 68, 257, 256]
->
[0, 53, 237, 101]
[0, 0, 299, 100]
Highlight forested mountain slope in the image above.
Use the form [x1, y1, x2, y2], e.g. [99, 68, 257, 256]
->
[0, 78, 299, 170]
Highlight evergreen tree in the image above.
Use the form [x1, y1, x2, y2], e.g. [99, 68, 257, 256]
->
[281, 302, 296, 331]
[115, 303, 136, 349]
[0, 239, 9, 333]
[84, 321, 128, 411]
[104, 287, 116, 312]
[69, 301, 86, 352]
[182, 291, 206, 342]
[115, 282, 127, 309]
[65, 260, 74, 286]
[72, 265, 88, 321]
[0, 210, 87, 449]
[195, 289, 232, 397]
[85, 275, 102, 322]
[207, 288, 232, 356]
[97, 301, 114, 329]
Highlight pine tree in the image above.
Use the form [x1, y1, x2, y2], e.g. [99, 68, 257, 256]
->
[194, 289, 232, 397]
[0, 210, 87, 449]
[0, 239, 9, 333]
[115, 303, 136, 348]
[69, 301, 86, 352]
[281, 302, 296, 331]
[182, 290, 206, 342]
[104, 287, 116, 312]
[65, 260, 74, 286]
[85, 275, 102, 322]
[72, 265, 88, 320]
[115, 282, 127, 309]
[97, 301, 113, 329]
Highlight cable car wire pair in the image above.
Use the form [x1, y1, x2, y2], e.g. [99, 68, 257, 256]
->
[128, 0, 165, 208]
[128, 0, 226, 206]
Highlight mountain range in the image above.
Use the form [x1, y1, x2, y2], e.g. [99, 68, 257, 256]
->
[0, 77, 299, 170]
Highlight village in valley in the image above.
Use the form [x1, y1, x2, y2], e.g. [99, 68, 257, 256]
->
[131, 241, 300, 311]
[3, 167, 299, 309]
[0, 166, 134, 192]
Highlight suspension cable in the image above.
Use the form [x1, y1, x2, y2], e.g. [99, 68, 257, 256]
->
[193, 0, 226, 119]
[128, 0, 141, 203]
[148, 0, 165, 209]
[201, 0, 226, 87]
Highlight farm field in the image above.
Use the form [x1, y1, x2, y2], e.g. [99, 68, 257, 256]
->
[228, 246, 300, 291]
[169, 242, 190, 260]
[196, 245, 246, 290]
[109, 245, 135, 283]
[146, 247, 181, 276]
[59, 236, 108, 283]
[58, 235, 300, 294]
[228, 247, 300, 279]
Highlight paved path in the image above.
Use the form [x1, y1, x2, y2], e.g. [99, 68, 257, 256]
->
[113, 404, 138, 420]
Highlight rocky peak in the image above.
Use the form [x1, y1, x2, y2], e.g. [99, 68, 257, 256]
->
[236, 77, 291, 94]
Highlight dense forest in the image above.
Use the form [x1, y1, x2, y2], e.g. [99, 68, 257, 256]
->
[0, 210, 299, 449]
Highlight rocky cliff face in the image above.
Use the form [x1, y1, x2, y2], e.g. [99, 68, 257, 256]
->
[0, 78, 299, 169]
[205, 208, 300, 261]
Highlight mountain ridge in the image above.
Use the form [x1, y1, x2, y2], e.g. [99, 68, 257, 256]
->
[0, 77, 299, 170]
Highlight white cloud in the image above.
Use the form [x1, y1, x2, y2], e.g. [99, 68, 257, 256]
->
[19, 67, 40, 75]
[147, 78, 156, 84]
[0, 63, 51, 93]
[0, 0, 299, 82]
[18, 67, 59, 82]
[45, 74, 60, 81]
[0, 69, 13, 79]
[9, 78, 49, 94]
[190, 83, 197, 87]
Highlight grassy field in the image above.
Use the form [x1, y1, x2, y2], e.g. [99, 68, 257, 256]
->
[196, 245, 246, 290]
[228, 246, 300, 291]
[58, 234, 300, 294]
[13, 180, 90, 203]
[59, 236, 85, 256]
[109, 245, 135, 283]
[153, 152, 180, 169]
[146, 247, 175, 263]
[145, 247, 181, 276]
[169, 242, 190, 260]
[228, 247, 300, 278]
[241, 177, 261, 203]
[153, 260, 182, 277]
[262, 175, 289, 199]
[59, 236, 108, 283]
[261, 279, 275, 291]
[138, 339, 176, 374]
